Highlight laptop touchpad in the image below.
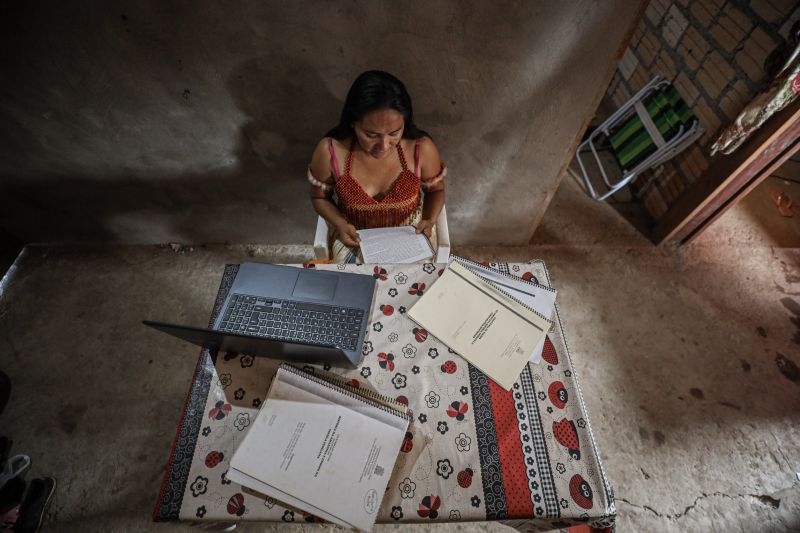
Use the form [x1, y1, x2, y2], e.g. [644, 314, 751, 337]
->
[292, 271, 338, 301]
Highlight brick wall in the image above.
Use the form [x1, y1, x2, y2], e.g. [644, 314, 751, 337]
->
[604, 0, 800, 220]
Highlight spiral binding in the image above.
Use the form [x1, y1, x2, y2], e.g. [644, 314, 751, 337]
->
[279, 363, 412, 422]
[448, 259, 554, 325]
[451, 255, 556, 294]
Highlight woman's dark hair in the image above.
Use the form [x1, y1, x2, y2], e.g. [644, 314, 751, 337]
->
[325, 70, 429, 140]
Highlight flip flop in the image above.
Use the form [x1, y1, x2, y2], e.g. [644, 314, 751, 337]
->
[770, 189, 794, 217]
[0, 456, 30, 491]
[0, 476, 25, 528]
[15, 477, 56, 533]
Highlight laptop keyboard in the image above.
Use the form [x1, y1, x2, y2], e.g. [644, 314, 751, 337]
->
[217, 293, 365, 352]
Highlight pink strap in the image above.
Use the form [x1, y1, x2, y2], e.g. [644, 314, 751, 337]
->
[327, 137, 341, 180]
[414, 139, 421, 177]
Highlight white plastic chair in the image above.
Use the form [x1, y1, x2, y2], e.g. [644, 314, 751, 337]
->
[575, 75, 704, 201]
[313, 205, 451, 263]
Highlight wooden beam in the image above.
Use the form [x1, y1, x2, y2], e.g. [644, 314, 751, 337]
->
[680, 135, 800, 245]
[651, 98, 800, 245]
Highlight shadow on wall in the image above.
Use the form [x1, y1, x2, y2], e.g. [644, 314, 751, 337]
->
[0, 0, 646, 247]
[0, 55, 341, 245]
[0, 227, 24, 278]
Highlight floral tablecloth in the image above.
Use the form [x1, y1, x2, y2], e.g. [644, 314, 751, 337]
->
[153, 261, 615, 531]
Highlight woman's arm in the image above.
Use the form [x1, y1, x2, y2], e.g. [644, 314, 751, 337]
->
[308, 139, 360, 247]
[415, 137, 446, 238]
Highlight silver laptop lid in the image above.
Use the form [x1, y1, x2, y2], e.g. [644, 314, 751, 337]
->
[212, 263, 377, 366]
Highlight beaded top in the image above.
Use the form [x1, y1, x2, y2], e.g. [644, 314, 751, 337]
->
[333, 140, 422, 230]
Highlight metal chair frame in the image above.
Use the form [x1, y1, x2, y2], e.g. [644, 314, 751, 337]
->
[575, 75, 704, 201]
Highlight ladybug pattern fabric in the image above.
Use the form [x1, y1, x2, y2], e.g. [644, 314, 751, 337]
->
[156, 261, 615, 530]
[569, 474, 594, 510]
[553, 418, 581, 460]
[548, 381, 568, 409]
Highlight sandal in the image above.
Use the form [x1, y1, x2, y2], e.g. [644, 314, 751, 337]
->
[770, 189, 794, 217]
[15, 477, 56, 533]
[0, 456, 30, 491]
[0, 477, 24, 531]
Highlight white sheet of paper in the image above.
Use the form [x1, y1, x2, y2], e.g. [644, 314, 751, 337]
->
[408, 262, 551, 390]
[448, 257, 556, 363]
[357, 226, 434, 264]
[228, 367, 408, 532]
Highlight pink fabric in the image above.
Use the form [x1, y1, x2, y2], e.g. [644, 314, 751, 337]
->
[1, 504, 19, 530]
[327, 137, 341, 180]
[414, 138, 421, 177]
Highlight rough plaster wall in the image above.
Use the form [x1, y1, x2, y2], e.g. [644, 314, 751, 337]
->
[0, 1, 641, 245]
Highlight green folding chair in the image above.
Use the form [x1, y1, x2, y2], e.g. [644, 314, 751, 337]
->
[575, 75, 704, 201]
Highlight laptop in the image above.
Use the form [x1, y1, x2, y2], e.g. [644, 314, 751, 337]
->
[143, 262, 377, 368]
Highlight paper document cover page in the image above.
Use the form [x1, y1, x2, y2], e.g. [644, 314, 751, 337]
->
[228, 378, 405, 531]
[408, 261, 551, 390]
[449, 257, 556, 363]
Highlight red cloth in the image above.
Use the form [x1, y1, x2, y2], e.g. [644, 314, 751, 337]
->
[334, 142, 421, 229]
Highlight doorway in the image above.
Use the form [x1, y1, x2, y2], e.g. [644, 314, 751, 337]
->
[653, 99, 800, 247]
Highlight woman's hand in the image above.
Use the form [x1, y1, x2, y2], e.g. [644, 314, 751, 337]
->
[335, 222, 361, 248]
[415, 219, 435, 238]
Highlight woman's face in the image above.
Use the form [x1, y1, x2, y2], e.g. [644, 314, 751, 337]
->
[353, 108, 405, 160]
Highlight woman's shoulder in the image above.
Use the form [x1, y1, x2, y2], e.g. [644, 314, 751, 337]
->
[312, 137, 350, 162]
[312, 136, 350, 153]
[310, 137, 352, 180]
[412, 136, 442, 172]
[310, 138, 336, 179]
[404, 136, 439, 157]
[327, 136, 352, 152]
[311, 138, 328, 163]
[416, 135, 439, 152]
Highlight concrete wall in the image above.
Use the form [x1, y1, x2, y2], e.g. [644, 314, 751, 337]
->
[0, 1, 642, 246]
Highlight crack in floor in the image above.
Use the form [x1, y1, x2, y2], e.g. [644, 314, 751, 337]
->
[618, 490, 783, 520]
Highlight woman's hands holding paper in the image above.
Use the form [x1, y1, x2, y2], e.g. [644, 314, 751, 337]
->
[335, 222, 361, 247]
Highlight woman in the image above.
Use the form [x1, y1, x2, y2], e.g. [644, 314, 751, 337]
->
[308, 70, 446, 262]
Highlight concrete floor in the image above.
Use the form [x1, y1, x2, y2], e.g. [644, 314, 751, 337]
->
[1, 176, 800, 532]
[725, 176, 800, 249]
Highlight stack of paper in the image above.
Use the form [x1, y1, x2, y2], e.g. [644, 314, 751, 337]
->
[227, 364, 411, 532]
[447, 257, 556, 363]
[408, 261, 552, 390]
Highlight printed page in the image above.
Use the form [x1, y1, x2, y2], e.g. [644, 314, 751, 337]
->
[408, 262, 551, 390]
[225, 469, 344, 525]
[357, 226, 434, 263]
[449, 258, 556, 363]
[228, 374, 408, 532]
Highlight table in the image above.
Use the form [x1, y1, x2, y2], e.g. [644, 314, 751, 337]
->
[153, 261, 615, 531]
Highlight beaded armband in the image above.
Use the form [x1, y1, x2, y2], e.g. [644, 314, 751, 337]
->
[307, 167, 333, 192]
[420, 163, 447, 190]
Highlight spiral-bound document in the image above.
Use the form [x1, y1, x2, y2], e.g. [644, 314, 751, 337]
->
[448, 256, 557, 364]
[227, 363, 411, 532]
[408, 262, 551, 390]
